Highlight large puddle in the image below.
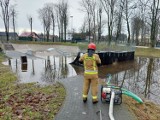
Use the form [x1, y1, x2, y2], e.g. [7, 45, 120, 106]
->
[3, 54, 160, 105]
[3, 56, 77, 84]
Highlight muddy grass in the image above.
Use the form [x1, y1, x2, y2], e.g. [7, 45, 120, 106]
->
[135, 47, 160, 58]
[0, 53, 65, 120]
[123, 96, 160, 120]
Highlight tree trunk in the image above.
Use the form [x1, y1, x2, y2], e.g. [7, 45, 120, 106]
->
[126, 17, 130, 44]
[52, 20, 55, 42]
[47, 31, 49, 42]
[98, 10, 102, 43]
[93, 11, 96, 42]
[64, 23, 67, 42]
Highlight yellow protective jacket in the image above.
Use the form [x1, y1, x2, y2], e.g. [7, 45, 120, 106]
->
[79, 53, 101, 74]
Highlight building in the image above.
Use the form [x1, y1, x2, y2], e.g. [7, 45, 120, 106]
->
[0, 32, 18, 41]
[37, 33, 59, 42]
[19, 32, 40, 41]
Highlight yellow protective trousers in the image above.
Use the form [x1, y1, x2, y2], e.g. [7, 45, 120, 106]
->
[83, 73, 98, 102]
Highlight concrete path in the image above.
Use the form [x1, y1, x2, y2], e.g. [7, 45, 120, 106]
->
[55, 75, 137, 120]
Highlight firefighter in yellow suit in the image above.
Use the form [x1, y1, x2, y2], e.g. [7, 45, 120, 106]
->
[79, 43, 101, 104]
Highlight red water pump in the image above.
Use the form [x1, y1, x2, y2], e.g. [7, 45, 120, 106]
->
[101, 86, 122, 105]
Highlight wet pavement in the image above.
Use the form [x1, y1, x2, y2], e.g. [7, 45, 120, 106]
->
[55, 75, 137, 120]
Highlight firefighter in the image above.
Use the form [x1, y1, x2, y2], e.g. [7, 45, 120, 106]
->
[79, 43, 101, 104]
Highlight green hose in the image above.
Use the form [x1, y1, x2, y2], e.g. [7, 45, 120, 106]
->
[110, 86, 143, 103]
[122, 90, 143, 103]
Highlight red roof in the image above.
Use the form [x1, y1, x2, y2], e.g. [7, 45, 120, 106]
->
[20, 32, 32, 37]
[19, 32, 39, 39]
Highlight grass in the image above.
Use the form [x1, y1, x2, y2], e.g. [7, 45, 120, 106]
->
[135, 47, 160, 58]
[0, 53, 66, 120]
[123, 96, 160, 120]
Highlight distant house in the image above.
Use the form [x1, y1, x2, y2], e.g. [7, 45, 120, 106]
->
[0, 32, 18, 41]
[37, 33, 59, 42]
[49, 35, 59, 42]
[71, 33, 87, 43]
[19, 32, 40, 41]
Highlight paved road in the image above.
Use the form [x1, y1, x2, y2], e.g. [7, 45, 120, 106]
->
[55, 75, 137, 120]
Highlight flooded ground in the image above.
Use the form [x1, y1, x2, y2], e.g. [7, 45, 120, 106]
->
[3, 44, 160, 104]
[3, 56, 77, 85]
[2, 48, 160, 105]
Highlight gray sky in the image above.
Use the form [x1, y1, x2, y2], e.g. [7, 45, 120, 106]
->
[0, 0, 84, 35]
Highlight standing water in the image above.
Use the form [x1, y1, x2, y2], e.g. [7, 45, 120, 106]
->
[3, 56, 77, 85]
[71, 56, 160, 104]
[3, 55, 160, 105]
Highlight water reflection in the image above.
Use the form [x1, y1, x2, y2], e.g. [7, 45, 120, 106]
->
[20, 56, 28, 72]
[5, 56, 77, 85]
[71, 57, 160, 104]
[115, 57, 159, 105]
[21, 63, 27, 72]
[32, 60, 35, 75]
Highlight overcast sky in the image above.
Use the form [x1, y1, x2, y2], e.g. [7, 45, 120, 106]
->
[0, 0, 85, 35]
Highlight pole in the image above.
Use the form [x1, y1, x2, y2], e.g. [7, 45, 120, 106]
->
[70, 16, 73, 40]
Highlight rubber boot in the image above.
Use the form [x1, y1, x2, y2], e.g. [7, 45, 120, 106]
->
[83, 97, 87, 103]
[92, 99, 98, 104]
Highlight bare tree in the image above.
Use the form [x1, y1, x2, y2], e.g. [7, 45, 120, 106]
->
[47, 3, 56, 42]
[55, 0, 69, 42]
[131, 16, 144, 45]
[59, 3, 64, 42]
[38, 4, 52, 42]
[100, 0, 117, 45]
[138, 0, 160, 47]
[51, 10, 55, 42]
[97, 5, 102, 43]
[115, 0, 125, 43]
[123, 0, 137, 44]
[55, 6, 61, 41]
[62, 1, 69, 42]
[0, 0, 10, 41]
[38, 9, 46, 41]
[80, 0, 95, 43]
[138, 0, 150, 44]
[91, 0, 96, 42]
[10, 5, 17, 40]
[150, 0, 160, 47]
[79, 18, 87, 33]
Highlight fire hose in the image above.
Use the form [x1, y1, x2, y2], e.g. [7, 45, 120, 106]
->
[109, 91, 115, 120]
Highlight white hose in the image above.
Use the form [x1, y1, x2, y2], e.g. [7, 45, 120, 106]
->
[109, 91, 115, 120]
[99, 110, 102, 120]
